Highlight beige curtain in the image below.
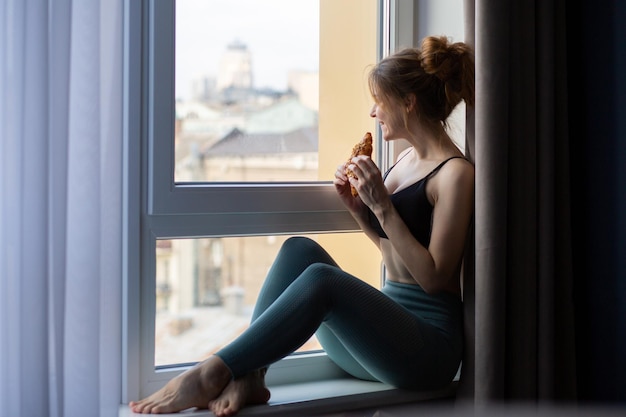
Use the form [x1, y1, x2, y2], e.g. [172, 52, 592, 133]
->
[459, 0, 577, 401]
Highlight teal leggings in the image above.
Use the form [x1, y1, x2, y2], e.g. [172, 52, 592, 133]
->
[215, 236, 462, 390]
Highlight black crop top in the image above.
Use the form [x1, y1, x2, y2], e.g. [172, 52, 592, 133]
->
[368, 156, 465, 247]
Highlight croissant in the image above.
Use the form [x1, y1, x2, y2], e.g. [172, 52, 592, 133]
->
[345, 132, 373, 197]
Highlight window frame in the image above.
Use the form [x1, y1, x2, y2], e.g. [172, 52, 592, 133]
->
[148, 0, 352, 222]
[122, 0, 414, 402]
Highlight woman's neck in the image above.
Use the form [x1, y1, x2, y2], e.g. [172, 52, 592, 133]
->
[405, 122, 460, 161]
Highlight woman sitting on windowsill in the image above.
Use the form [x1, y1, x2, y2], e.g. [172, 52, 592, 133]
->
[130, 35, 475, 417]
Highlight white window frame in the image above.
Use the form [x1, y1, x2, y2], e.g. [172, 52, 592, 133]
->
[122, 0, 416, 402]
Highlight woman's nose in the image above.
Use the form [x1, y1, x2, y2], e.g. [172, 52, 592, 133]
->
[369, 104, 376, 118]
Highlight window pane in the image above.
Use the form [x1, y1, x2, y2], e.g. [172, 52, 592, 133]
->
[155, 233, 380, 367]
[175, 0, 320, 183]
[158, 0, 381, 368]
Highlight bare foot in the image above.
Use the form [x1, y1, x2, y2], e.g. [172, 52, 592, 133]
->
[208, 369, 271, 417]
[129, 356, 232, 414]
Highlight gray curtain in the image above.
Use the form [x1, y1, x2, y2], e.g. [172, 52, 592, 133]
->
[459, 0, 578, 402]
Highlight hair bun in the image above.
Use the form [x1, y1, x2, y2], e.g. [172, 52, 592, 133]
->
[420, 36, 474, 107]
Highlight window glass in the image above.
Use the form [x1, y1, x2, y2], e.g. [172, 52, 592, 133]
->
[155, 233, 379, 367]
[175, 0, 320, 183]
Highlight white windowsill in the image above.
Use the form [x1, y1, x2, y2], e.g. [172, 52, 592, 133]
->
[118, 377, 458, 416]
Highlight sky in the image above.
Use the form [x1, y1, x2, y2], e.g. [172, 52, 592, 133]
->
[176, 0, 320, 100]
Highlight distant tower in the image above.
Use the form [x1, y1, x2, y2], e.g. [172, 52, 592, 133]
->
[216, 40, 253, 93]
[190, 75, 216, 101]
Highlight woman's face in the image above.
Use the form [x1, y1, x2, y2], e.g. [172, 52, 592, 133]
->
[369, 98, 406, 141]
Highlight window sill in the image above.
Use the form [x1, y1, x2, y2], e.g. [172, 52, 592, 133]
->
[118, 377, 457, 416]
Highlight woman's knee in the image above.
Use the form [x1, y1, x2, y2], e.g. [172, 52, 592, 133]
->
[283, 263, 333, 294]
[301, 262, 337, 281]
[296, 263, 353, 295]
[281, 236, 318, 255]
[281, 237, 335, 263]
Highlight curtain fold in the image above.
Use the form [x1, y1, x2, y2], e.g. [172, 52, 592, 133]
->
[458, 0, 476, 402]
[1, 1, 51, 416]
[48, 0, 72, 414]
[461, 0, 578, 402]
[0, 1, 124, 416]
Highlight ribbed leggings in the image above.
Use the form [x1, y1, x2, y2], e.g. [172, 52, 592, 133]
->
[215, 236, 461, 390]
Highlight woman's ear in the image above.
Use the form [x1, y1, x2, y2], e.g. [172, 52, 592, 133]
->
[404, 93, 417, 113]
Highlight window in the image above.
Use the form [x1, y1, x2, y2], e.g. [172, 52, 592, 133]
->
[124, 0, 466, 402]
[129, 0, 381, 398]
[174, 0, 320, 183]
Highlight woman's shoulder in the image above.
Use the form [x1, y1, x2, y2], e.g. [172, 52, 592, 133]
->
[430, 156, 474, 194]
[442, 156, 474, 174]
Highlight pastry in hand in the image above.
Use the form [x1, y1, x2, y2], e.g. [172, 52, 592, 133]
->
[345, 132, 373, 197]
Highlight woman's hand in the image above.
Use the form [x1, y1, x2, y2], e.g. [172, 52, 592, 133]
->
[334, 156, 386, 247]
[344, 156, 389, 212]
[333, 161, 365, 214]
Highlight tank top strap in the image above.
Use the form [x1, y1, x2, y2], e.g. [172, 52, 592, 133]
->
[382, 149, 413, 181]
[424, 156, 466, 180]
